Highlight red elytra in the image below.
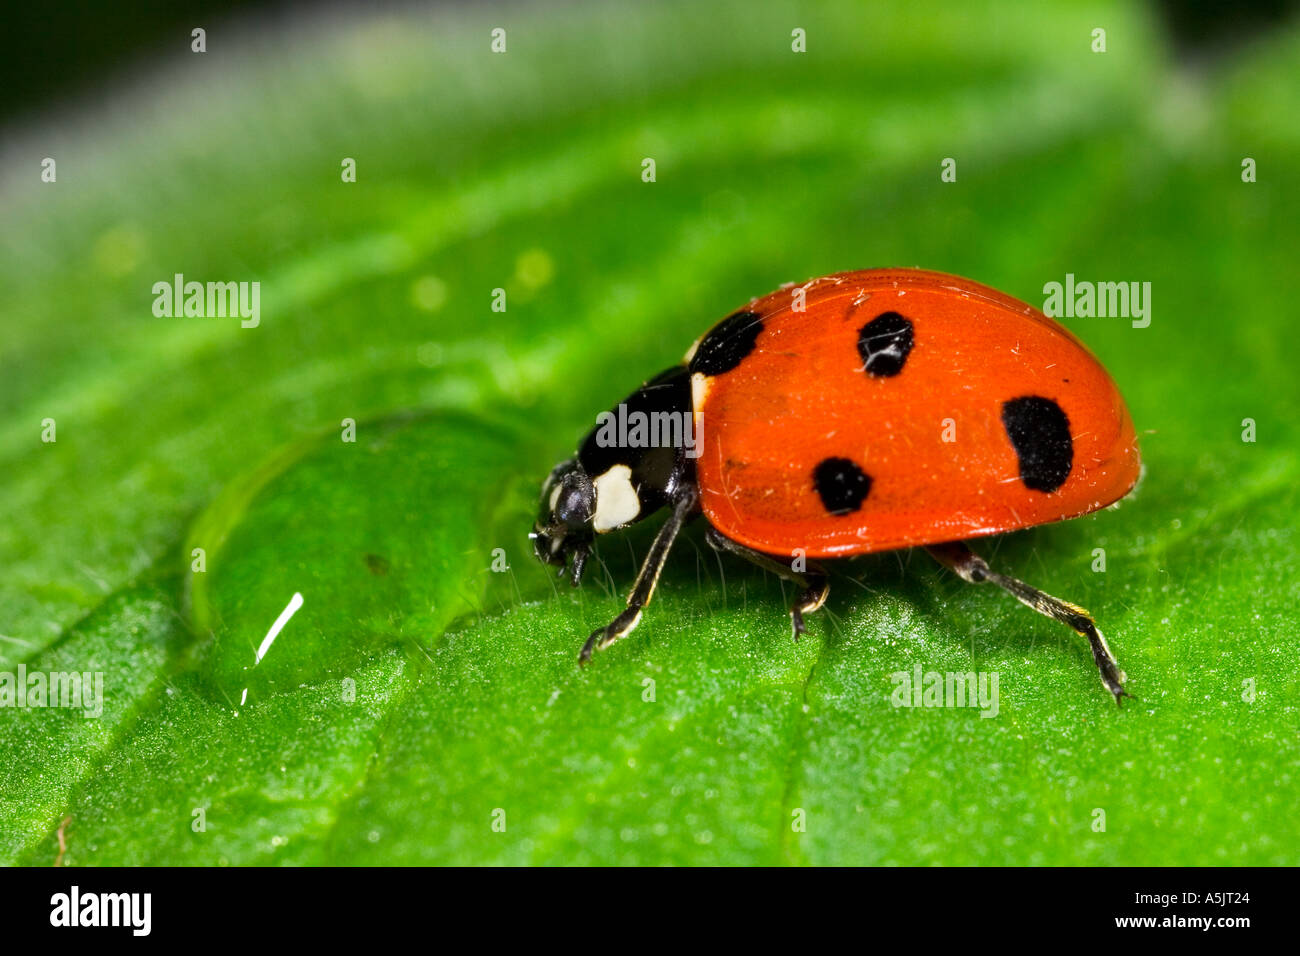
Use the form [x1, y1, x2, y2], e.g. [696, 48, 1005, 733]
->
[692, 268, 1141, 557]
[531, 268, 1142, 704]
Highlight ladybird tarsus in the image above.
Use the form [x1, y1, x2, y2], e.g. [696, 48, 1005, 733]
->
[1078, 619, 1131, 707]
[580, 606, 642, 663]
[792, 577, 830, 640]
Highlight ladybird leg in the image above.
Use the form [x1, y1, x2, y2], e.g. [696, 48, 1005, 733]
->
[568, 543, 589, 587]
[578, 488, 698, 664]
[927, 541, 1130, 706]
[704, 528, 830, 641]
[789, 573, 831, 640]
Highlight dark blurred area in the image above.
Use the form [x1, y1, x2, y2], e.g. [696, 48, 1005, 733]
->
[2, 0, 320, 129]
[1, 0, 1298, 129]
[1158, 0, 1299, 51]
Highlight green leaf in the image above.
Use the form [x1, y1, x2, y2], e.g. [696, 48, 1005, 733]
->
[3, 0, 1298, 865]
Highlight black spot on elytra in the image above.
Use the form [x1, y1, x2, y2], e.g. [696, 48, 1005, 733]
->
[689, 310, 763, 376]
[813, 457, 872, 515]
[857, 311, 914, 377]
[365, 553, 391, 575]
[1001, 396, 1073, 493]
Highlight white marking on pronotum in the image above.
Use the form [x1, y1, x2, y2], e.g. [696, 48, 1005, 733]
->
[682, 335, 703, 364]
[592, 465, 641, 532]
[690, 371, 713, 421]
[257, 591, 304, 664]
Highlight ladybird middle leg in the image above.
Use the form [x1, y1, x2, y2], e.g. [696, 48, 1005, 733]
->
[704, 528, 830, 640]
[926, 541, 1130, 706]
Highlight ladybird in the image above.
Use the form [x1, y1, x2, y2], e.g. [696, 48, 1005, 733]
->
[531, 269, 1141, 704]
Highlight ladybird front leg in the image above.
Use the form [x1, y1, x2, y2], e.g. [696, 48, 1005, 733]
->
[927, 541, 1131, 706]
[578, 487, 697, 665]
[704, 528, 830, 642]
[567, 543, 589, 587]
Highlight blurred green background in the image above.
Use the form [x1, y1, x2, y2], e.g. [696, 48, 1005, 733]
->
[1, 0, 1297, 865]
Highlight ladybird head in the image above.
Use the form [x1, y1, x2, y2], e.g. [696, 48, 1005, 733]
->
[530, 458, 595, 584]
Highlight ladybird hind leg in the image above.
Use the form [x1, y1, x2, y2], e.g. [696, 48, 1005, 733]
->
[578, 487, 698, 664]
[704, 528, 830, 640]
[927, 541, 1130, 706]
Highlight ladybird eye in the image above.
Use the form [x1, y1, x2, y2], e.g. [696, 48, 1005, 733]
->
[555, 478, 595, 527]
